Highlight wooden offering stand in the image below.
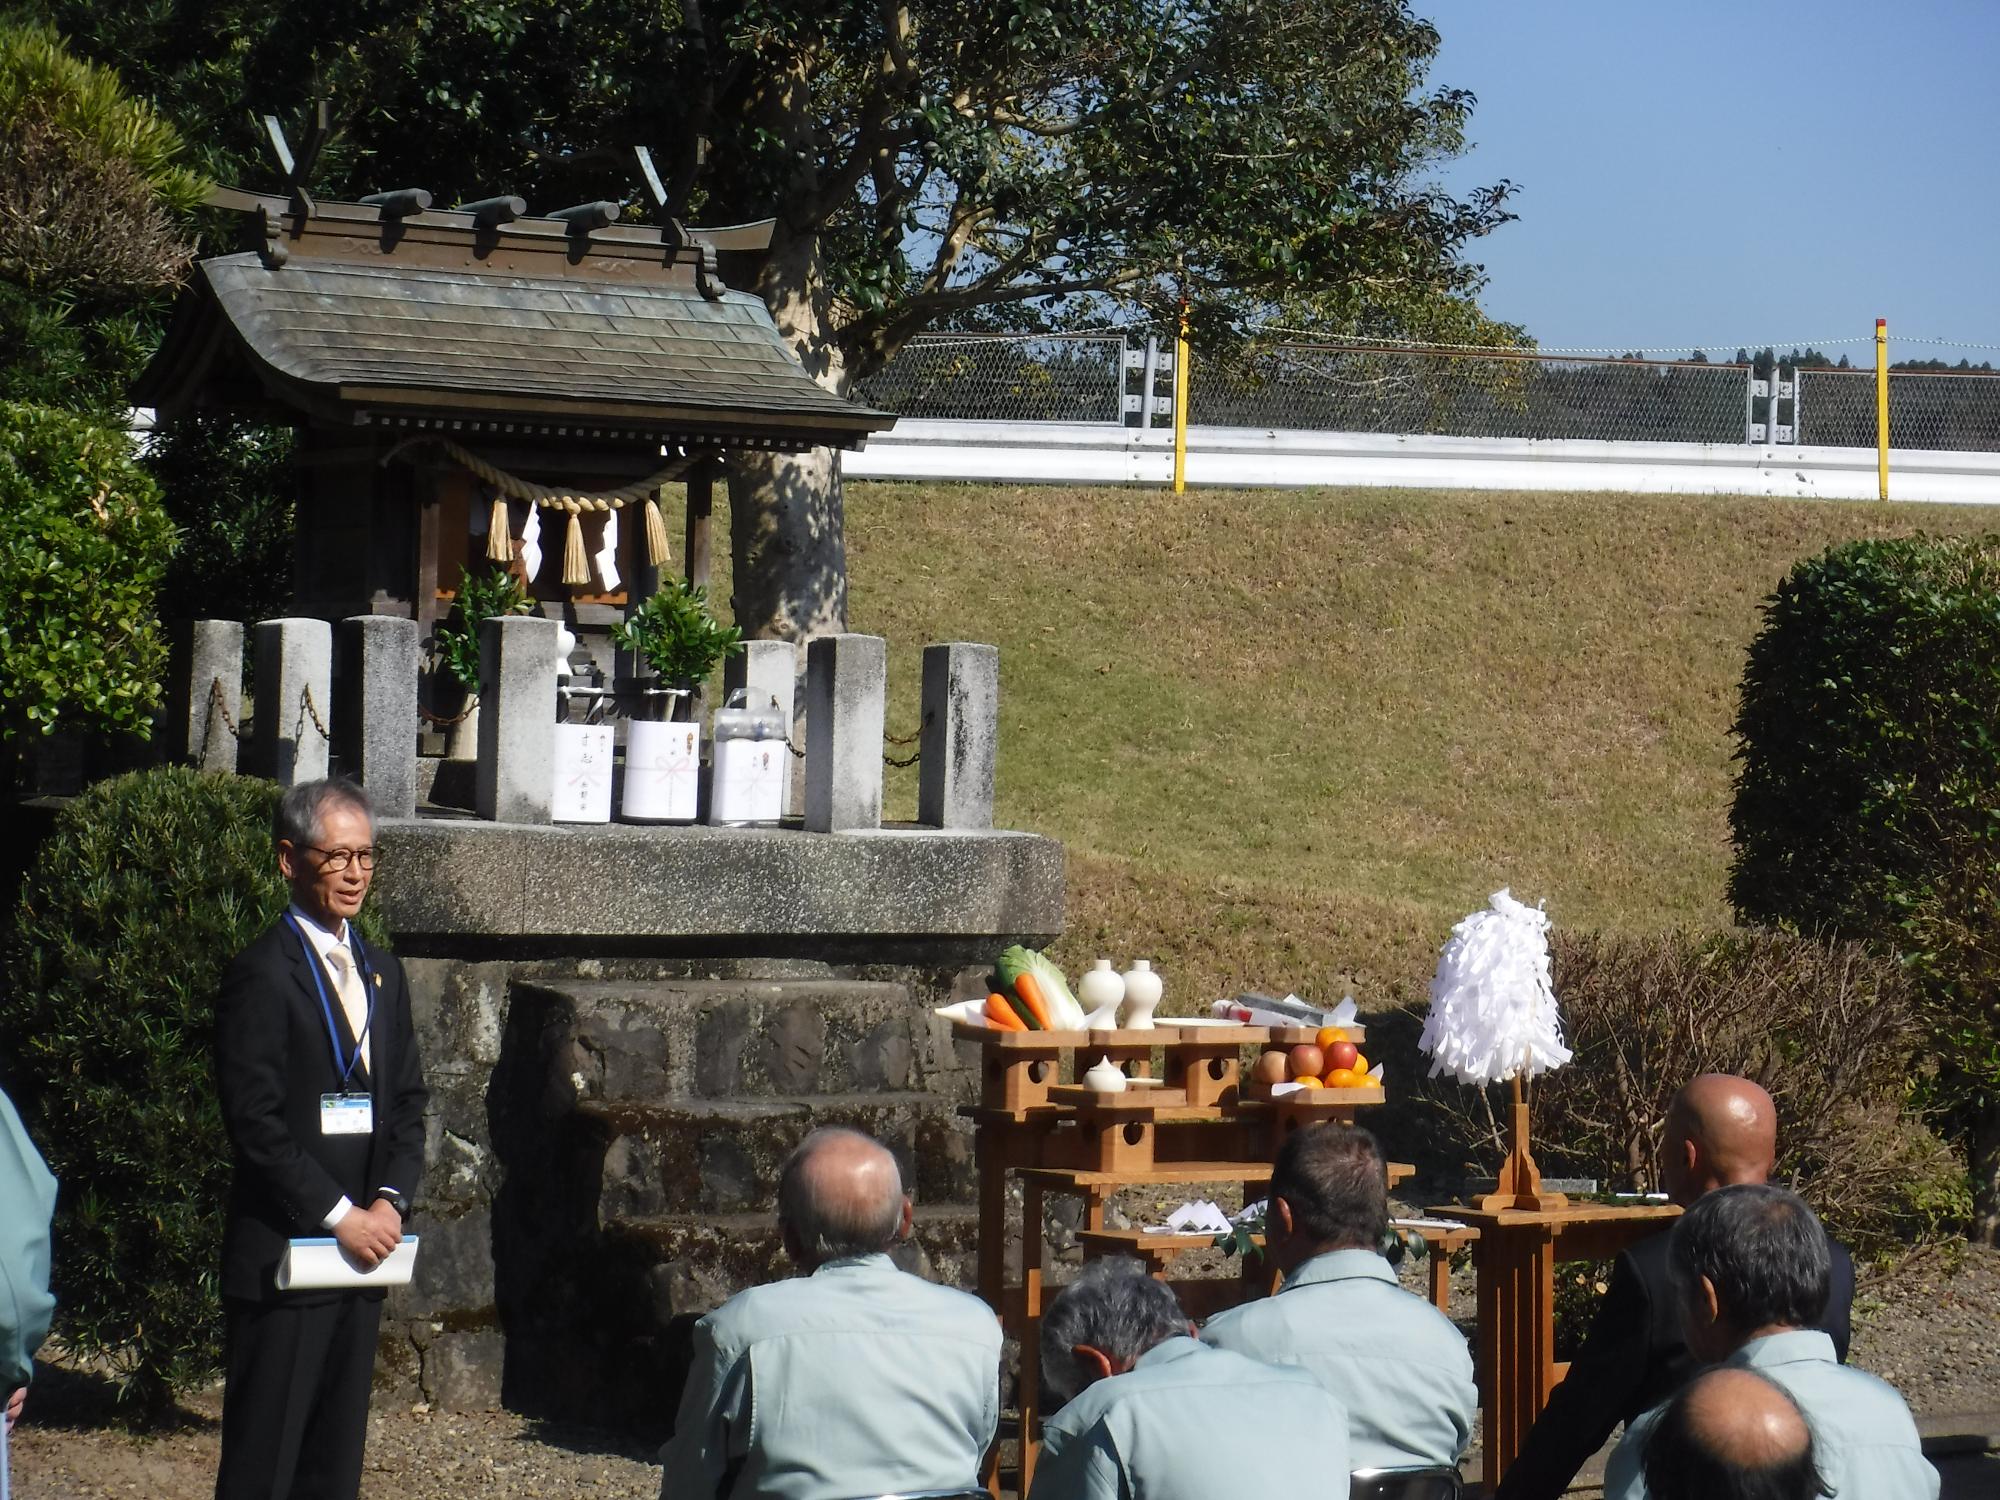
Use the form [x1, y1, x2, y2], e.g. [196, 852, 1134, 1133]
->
[954, 1017, 1401, 1495]
[1430, 1076, 1680, 1489]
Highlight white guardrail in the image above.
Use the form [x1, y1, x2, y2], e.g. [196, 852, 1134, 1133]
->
[846, 419, 2000, 505]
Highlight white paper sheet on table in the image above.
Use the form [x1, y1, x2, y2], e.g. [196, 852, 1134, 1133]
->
[277, 1236, 420, 1291]
[1392, 1216, 1470, 1231]
[1144, 1199, 1234, 1234]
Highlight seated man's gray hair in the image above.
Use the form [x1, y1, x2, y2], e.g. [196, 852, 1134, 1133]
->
[1039, 1256, 1186, 1408]
[1666, 1183, 1830, 1332]
[274, 778, 376, 849]
[776, 1127, 905, 1263]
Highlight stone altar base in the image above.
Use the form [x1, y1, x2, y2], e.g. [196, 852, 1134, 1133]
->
[368, 818, 1062, 1428]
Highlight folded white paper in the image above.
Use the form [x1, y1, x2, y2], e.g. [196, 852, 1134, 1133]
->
[277, 1236, 420, 1291]
[1144, 1199, 1234, 1235]
[1392, 1216, 1470, 1232]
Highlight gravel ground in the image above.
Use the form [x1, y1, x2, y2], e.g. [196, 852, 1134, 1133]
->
[10, 1243, 1997, 1498]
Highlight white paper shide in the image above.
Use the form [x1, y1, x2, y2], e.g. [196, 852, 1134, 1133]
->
[1419, 887, 1572, 1086]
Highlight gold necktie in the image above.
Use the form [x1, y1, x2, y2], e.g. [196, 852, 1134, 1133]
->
[324, 944, 372, 1076]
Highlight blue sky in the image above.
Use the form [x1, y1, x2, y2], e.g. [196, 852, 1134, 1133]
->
[1421, 1, 2000, 360]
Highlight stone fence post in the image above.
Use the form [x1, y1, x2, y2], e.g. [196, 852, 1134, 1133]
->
[476, 614, 559, 824]
[169, 619, 243, 773]
[918, 642, 998, 829]
[804, 633, 886, 833]
[725, 638, 799, 816]
[252, 618, 332, 787]
[340, 615, 420, 818]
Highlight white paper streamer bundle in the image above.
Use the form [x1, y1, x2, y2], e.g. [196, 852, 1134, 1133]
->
[1419, 888, 1572, 1086]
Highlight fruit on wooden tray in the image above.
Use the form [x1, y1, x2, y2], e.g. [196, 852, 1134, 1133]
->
[1252, 1050, 1291, 1085]
[1288, 1043, 1325, 1079]
[1349, 1051, 1369, 1076]
[1324, 1040, 1359, 1073]
[1325, 1067, 1360, 1088]
[1316, 1026, 1351, 1050]
[1293, 1075, 1322, 1088]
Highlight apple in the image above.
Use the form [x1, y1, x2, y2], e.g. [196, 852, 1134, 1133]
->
[1325, 1041, 1359, 1073]
[1252, 1050, 1290, 1085]
[1288, 1043, 1325, 1080]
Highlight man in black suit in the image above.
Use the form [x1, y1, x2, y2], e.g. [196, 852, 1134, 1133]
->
[1493, 1075, 1853, 1500]
[214, 778, 428, 1500]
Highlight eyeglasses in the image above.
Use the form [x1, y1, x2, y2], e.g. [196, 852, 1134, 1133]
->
[305, 845, 379, 873]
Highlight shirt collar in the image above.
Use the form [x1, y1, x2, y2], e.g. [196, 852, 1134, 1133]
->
[1131, 1335, 1205, 1372]
[1280, 1247, 1399, 1292]
[813, 1252, 898, 1276]
[288, 903, 350, 952]
[1728, 1329, 1837, 1371]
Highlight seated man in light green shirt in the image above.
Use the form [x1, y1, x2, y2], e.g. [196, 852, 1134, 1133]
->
[1029, 1257, 1350, 1500]
[1605, 1184, 1936, 1500]
[659, 1127, 1002, 1500]
[1200, 1123, 1475, 1471]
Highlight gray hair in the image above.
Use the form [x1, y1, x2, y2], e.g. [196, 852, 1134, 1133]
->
[776, 1127, 904, 1264]
[274, 778, 375, 850]
[1667, 1183, 1831, 1333]
[1039, 1257, 1186, 1407]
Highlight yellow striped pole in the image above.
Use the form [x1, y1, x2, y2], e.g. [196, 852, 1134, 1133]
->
[1172, 304, 1190, 493]
[1875, 317, 1890, 501]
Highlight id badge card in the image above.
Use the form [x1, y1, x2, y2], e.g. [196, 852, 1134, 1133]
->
[320, 1092, 374, 1136]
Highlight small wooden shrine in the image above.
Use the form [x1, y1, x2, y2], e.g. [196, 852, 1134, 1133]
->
[136, 138, 891, 667]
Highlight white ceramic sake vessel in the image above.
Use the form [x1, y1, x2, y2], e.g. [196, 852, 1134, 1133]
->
[1077, 959, 1125, 1029]
[1120, 959, 1163, 1029]
[1083, 1055, 1129, 1093]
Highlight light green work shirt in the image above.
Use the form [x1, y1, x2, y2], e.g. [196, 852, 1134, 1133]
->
[659, 1252, 1002, 1500]
[0, 1088, 57, 1391]
[1604, 1330, 1939, 1500]
[1029, 1336, 1350, 1500]
[1200, 1248, 1476, 1470]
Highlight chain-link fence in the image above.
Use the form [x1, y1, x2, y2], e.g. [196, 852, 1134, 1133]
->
[858, 332, 2000, 451]
[1192, 343, 1751, 443]
[854, 332, 1128, 423]
[1798, 368, 2000, 452]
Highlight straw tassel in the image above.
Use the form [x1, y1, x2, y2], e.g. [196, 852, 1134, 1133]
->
[561, 505, 590, 586]
[642, 493, 672, 568]
[485, 494, 511, 563]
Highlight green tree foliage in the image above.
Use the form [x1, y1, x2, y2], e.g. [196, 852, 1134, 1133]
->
[144, 411, 295, 627]
[1729, 535, 2000, 1243]
[31, 0, 1514, 638]
[0, 768, 381, 1417]
[0, 21, 203, 417]
[0, 400, 176, 741]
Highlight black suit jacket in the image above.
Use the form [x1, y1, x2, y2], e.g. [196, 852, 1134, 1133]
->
[1492, 1222, 1855, 1500]
[214, 917, 428, 1303]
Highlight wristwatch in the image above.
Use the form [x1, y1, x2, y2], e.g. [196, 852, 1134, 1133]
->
[380, 1190, 411, 1223]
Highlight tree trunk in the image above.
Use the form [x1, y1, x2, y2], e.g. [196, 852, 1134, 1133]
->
[1975, 1103, 2000, 1247]
[727, 221, 851, 642]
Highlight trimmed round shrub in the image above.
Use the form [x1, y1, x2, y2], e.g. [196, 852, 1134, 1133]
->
[1729, 535, 2000, 1243]
[0, 400, 177, 743]
[0, 768, 381, 1416]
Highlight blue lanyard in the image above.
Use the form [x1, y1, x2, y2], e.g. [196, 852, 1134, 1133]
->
[286, 912, 375, 1086]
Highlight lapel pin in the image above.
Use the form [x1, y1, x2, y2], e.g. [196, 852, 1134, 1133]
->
[373, 973, 382, 988]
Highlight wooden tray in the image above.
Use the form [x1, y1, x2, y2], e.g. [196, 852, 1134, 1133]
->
[1265, 1023, 1369, 1045]
[950, 1018, 1271, 1047]
[1240, 1085, 1386, 1105]
[1047, 1083, 1192, 1111]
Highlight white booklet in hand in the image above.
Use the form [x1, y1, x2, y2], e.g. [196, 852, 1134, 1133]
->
[277, 1235, 420, 1292]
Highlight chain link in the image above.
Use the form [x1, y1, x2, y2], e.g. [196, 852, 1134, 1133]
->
[299, 683, 332, 742]
[418, 698, 479, 728]
[205, 676, 247, 741]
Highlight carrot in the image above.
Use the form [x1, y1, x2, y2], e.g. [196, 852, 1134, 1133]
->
[1013, 971, 1055, 1030]
[985, 993, 1026, 1031]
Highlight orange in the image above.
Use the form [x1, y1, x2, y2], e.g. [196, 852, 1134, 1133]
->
[1316, 1026, 1350, 1050]
[1349, 1051, 1369, 1076]
[1292, 1075, 1323, 1089]
[1325, 1067, 1360, 1088]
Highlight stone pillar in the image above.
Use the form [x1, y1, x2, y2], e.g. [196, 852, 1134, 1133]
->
[169, 619, 243, 772]
[725, 639, 799, 815]
[340, 615, 420, 818]
[252, 618, 333, 787]
[918, 642, 999, 829]
[803, 633, 886, 833]
[476, 614, 558, 824]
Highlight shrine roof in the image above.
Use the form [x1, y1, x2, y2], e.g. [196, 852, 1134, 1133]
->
[136, 201, 891, 452]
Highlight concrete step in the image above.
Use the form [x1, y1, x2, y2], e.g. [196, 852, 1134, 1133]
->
[576, 1091, 975, 1217]
[519, 977, 969, 1106]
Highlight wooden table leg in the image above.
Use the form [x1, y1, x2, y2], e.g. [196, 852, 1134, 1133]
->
[974, 1124, 1008, 1496]
[1428, 1242, 1452, 1314]
[1473, 1222, 1556, 1490]
[1019, 1178, 1046, 1498]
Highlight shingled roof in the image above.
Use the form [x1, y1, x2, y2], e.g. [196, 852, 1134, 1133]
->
[137, 197, 892, 453]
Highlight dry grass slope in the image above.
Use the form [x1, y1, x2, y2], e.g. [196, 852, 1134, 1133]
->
[836, 482, 1998, 1004]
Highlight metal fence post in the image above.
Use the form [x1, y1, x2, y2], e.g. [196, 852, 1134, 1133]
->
[1876, 318, 1891, 500]
[1172, 307, 1190, 491]
[1140, 335, 1160, 430]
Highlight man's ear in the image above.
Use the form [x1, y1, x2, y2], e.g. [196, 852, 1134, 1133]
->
[1698, 1274, 1722, 1327]
[1270, 1196, 1296, 1240]
[1073, 1344, 1117, 1386]
[276, 840, 299, 883]
[896, 1196, 914, 1243]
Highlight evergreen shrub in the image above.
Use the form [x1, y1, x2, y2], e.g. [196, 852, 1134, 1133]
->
[0, 767, 382, 1415]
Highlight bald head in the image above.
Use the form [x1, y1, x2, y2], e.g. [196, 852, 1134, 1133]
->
[776, 1127, 909, 1269]
[1662, 1075, 1778, 1207]
[1643, 1368, 1828, 1500]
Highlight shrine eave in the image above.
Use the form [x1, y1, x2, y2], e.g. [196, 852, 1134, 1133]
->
[136, 252, 892, 452]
